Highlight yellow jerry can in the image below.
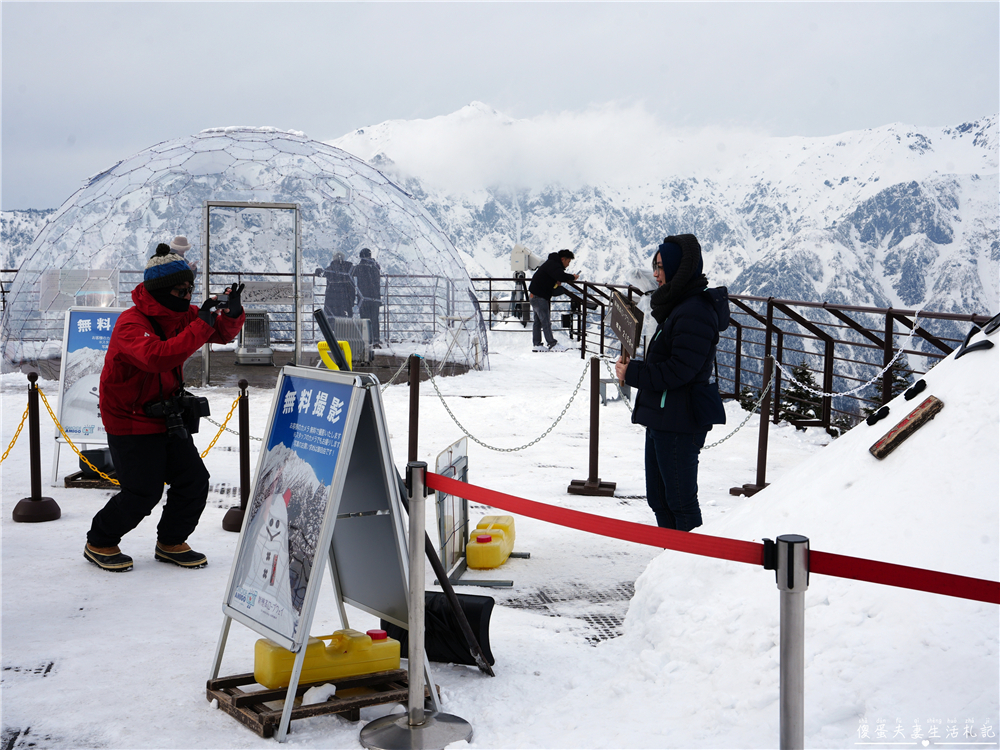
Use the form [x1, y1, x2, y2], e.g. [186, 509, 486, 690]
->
[254, 628, 400, 689]
[466, 515, 516, 569]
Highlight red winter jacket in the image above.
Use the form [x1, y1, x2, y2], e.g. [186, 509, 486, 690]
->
[99, 284, 245, 435]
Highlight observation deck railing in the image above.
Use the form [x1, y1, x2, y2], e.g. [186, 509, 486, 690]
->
[470, 276, 993, 432]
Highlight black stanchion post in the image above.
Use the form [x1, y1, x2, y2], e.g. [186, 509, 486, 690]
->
[568, 357, 615, 496]
[731, 355, 773, 497]
[223, 379, 250, 532]
[13, 372, 61, 523]
[408, 355, 419, 463]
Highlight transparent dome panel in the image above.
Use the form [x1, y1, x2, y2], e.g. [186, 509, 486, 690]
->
[2, 128, 488, 372]
[182, 151, 237, 176]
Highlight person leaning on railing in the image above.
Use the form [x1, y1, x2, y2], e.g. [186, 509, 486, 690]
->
[528, 249, 578, 352]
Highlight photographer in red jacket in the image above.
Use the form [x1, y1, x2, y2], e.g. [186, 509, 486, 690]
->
[84, 243, 245, 572]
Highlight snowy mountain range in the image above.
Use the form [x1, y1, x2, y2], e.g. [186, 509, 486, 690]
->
[4, 104, 997, 320]
[330, 103, 998, 318]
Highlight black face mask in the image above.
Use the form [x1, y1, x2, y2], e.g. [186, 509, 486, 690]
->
[150, 288, 192, 313]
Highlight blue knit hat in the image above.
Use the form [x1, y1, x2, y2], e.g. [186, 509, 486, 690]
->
[144, 243, 194, 292]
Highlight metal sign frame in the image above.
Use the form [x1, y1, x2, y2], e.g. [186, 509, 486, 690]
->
[210, 365, 435, 742]
[201, 201, 301, 386]
[435, 437, 470, 580]
[433, 437, 517, 588]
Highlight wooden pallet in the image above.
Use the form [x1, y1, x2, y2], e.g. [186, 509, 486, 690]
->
[207, 669, 431, 738]
[63, 470, 118, 490]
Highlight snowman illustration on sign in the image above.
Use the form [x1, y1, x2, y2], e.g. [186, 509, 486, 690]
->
[243, 465, 297, 633]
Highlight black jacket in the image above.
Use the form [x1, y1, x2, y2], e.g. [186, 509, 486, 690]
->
[624, 287, 730, 433]
[352, 258, 382, 302]
[528, 253, 575, 300]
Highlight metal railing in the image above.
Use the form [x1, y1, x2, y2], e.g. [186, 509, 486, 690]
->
[472, 276, 993, 432]
[7, 266, 992, 428]
[4, 269, 469, 349]
[1, 270, 16, 312]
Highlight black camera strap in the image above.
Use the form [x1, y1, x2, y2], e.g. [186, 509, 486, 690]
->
[144, 313, 185, 399]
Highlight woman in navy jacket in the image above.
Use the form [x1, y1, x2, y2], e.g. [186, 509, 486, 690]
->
[615, 234, 728, 531]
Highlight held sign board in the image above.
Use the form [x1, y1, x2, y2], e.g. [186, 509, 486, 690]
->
[609, 290, 644, 358]
[223, 367, 363, 650]
[56, 307, 126, 443]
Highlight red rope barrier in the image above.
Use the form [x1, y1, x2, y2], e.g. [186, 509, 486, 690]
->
[427, 472, 763, 566]
[426, 472, 1000, 606]
[810, 551, 999, 606]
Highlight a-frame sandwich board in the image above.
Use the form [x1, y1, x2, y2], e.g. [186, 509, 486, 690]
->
[209, 365, 438, 741]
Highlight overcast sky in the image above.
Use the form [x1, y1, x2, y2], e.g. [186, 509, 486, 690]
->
[3, 1, 997, 210]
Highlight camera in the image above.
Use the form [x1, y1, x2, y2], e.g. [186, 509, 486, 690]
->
[215, 293, 229, 307]
[143, 390, 211, 439]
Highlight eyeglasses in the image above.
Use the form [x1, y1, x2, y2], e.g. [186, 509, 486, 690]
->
[651, 261, 663, 271]
[170, 284, 193, 297]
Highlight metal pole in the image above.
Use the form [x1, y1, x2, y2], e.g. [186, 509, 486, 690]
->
[567, 358, 615, 496]
[408, 355, 420, 463]
[239, 380, 250, 508]
[222, 379, 250, 532]
[406, 462, 428, 726]
[588, 357, 599, 482]
[776, 534, 809, 750]
[13, 372, 61, 522]
[294, 206, 302, 366]
[359, 462, 474, 750]
[755, 356, 774, 489]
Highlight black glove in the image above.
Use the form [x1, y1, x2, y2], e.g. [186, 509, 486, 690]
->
[198, 298, 218, 327]
[224, 282, 245, 318]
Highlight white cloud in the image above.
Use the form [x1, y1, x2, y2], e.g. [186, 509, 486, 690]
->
[333, 103, 769, 193]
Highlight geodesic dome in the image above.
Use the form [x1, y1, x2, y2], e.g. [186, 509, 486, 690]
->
[2, 127, 488, 371]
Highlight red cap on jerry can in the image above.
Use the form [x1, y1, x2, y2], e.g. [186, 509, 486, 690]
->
[476, 534, 492, 543]
[367, 629, 388, 640]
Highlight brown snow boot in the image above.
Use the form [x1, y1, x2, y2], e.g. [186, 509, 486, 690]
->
[154, 541, 207, 568]
[84, 544, 134, 572]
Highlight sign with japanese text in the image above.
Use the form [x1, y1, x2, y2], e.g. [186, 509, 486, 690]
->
[56, 307, 126, 443]
[610, 290, 644, 358]
[224, 369, 359, 648]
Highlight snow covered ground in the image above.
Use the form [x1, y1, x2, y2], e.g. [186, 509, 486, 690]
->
[2, 323, 997, 749]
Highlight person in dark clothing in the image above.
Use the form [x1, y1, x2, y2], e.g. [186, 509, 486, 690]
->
[84, 243, 245, 572]
[315, 252, 357, 318]
[351, 247, 382, 346]
[615, 234, 729, 531]
[528, 249, 578, 351]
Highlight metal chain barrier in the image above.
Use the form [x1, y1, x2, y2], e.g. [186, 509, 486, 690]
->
[599, 356, 778, 450]
[703, 366, 776, 449]
[380, 357, 412, 394]
[600, 357, 634, 414]
[198, 394, 241, 459]
[203, 413, 262, 442]
[32, 385, 246, 486]
[0, 400, 30, 464]
[420, 355, 591, 452]
[772, 311, 924, 398]
[34, 385, 120, 486]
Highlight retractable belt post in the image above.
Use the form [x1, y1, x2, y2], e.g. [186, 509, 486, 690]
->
[360, 462, 474, 750]
[770, 534, 809, 750]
